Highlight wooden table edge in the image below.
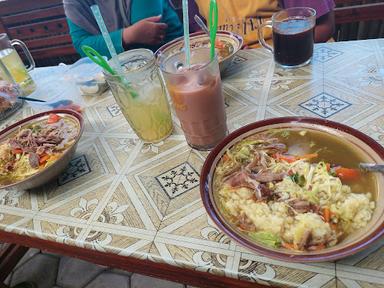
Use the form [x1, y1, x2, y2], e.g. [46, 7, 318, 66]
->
[0, 230, 271, 288]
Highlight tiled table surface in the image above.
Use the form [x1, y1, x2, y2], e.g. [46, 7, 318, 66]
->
[1, 39, 384, 288]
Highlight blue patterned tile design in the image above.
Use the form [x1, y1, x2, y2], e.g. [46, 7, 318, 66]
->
[233, 55, 247, 65]
[299, 93, 351, 118]
[107, 104, 122, 117]
[156, 162, 199, 199]
[313, 47, 343, 63]
[58, 155, 91, 186]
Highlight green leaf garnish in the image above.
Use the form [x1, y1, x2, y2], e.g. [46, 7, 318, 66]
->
[249, 231, 282, 248]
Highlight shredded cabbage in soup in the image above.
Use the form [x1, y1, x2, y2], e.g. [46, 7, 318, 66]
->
[214, 129, 375, 251]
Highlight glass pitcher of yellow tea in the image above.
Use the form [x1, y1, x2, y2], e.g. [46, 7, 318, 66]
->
[0, 33, 36, 95]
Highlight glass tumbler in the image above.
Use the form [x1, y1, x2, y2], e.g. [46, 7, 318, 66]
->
[104, 49, 173, 143]
[159, 47, 228, 150]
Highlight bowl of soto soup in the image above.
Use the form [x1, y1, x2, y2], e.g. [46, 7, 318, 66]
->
[200, 117, 384, 262]
[155, 31, 243, 75]
[0, 109, 83, 190]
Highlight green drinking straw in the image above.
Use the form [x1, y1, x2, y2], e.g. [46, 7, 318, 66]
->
[82, 45, 116, 75]
[209, 0, 218, 61]
[182, 0, 191, 67]
[81, 45, 138, 98]
[90, 5, 138, 98]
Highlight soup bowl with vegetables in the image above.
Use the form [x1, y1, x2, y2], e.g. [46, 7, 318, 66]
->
[0, 109, 83, 190]
[200, 117, 384, 262]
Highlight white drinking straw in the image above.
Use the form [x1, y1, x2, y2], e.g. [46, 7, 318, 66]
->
[90, 4, 138, 97]
[182, 0, 191, 67]
[90, 5, 124, 74]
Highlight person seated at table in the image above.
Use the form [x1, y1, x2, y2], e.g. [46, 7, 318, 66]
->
[64, 0, 183, 58]
[281, 0, 335, 43]
[191, 0, 335, 48]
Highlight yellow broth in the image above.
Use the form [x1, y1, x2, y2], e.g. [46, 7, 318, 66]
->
[271, 128, 377, 198]
[188, 39, 234, 62]
[214, 128, 377, 200]
[213, 128, 378, 251]
[217, 42, 234, 60]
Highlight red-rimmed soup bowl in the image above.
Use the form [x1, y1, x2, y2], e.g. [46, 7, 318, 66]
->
[155, 31, 243, 74]
[200, 117, 384, 262]
[0, 109, 84, 190]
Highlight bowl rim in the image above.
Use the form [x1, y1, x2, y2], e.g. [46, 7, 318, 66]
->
[154, 30, 244, 64]
[200, 116, 384, 262]
[0, 109, 84, 190]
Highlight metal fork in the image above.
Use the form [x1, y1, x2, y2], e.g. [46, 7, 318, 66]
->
[359, 163, 384, 173]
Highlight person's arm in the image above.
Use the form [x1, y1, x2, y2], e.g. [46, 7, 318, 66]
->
[188, 0, 203, 33]
[161, 0, 183, 42]
[314, 10, 335, 43]
[67, 18, 124, 58]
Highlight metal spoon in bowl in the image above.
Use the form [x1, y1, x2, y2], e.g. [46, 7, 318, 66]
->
[19, 97, 81, 112]
[194, 15, 210, 36]
[359, 163, 384, 173]
[18, 96, 46, 103]
[194, 14, 224, 46]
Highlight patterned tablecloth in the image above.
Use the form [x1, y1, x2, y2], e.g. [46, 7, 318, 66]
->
[1, 39, 384, 288]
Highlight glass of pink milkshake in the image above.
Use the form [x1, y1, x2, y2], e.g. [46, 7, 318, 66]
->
[159, 48, 228, 150]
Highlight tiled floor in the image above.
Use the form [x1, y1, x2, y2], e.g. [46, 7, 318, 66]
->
[5, 248, 196, 288]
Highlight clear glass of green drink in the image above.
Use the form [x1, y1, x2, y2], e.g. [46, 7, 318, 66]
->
[104, 49, 173, 143]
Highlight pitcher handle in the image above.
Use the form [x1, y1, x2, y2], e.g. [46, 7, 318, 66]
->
[258, 20, 274, 53]
[11, 39, 35, 71]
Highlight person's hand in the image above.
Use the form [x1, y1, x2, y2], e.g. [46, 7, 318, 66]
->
[123, 15, 168, 46]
